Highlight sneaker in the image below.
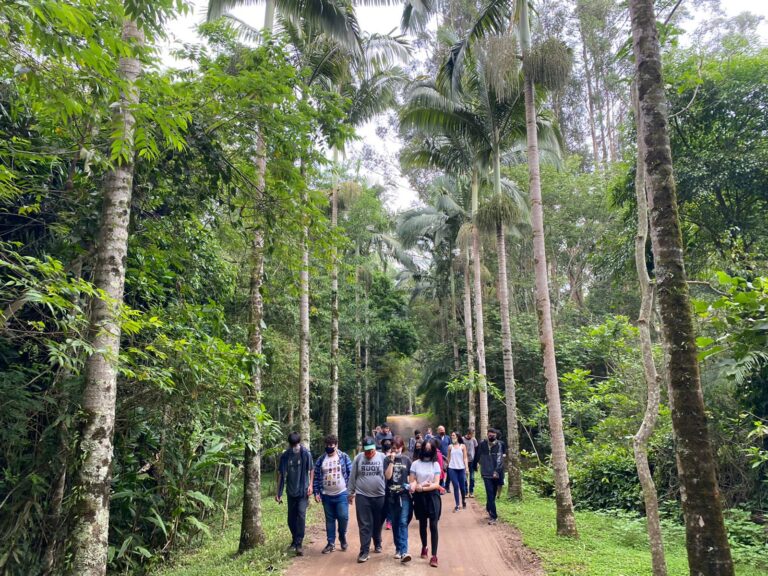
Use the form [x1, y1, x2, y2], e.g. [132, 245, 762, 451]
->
[468, 493, 474, 498]
[401, 553, 412, 563]
[357, 552, 369, 563]
[374, 544, 383, 553]
[385, 520, 392, 530]
[394, 553, 402, 560]
[286, 544, 297, 553]
[322, 543, 334, 554]
[453, 506, 459, 513]
[488, 519, 497, 525]
[420, 546, 428, 559]
[295, 546, 304, 556]
[340, 539, 348, 551]
[430, 556, 439, 568]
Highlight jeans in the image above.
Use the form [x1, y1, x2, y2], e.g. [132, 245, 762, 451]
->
[355, 494, 385, 553]
[466, 464, 476, 494]
[287, 495, 309, 546]
[483, 477, 501, 520]
[389, 493, 411, 555]
[322, 492, 349, 545]
[447, 468, 467, 508]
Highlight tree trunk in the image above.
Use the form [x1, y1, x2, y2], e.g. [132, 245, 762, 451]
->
[630, 1, 733, 572]
[524, 73, 578, 537]
[299, 189, 311, 448]
[497, 223, 522, 499]
[239, 136, 267, 551]
[70, 19, 142, 576]
[355, 261, 362, 445]
[449, 265, 461, 373]
[462, 257, 476, 431]
[470, 168, 488, 438]
[330, 153, 340, 439]
[631, 82, 667, 576]
[579, 27, 601, 170]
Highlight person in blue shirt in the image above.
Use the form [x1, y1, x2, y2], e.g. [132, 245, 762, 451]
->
[435, 425, 451, 491]
[275, 432, 313, 555]
[313, 434, 353, 554]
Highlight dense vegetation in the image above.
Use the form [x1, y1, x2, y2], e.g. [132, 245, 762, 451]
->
[1, 0, 767, 575]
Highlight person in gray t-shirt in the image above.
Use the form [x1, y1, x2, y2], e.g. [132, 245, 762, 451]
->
[349, 436, 392, 562]
[463, 428, 479, 497]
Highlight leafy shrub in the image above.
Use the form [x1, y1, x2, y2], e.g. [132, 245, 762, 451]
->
[570, 446, 643, 511]
[724, 507, 768, 569]
[523, 465, 555, 497]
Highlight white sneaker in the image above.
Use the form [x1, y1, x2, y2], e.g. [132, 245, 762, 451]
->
[393, 553, 402, 559]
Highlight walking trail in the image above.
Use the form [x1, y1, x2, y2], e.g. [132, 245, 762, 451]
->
[288, 415, 542, 576]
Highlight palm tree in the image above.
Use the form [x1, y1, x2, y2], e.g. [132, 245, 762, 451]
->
[70, 16, 144, 576]
[402, 46, 562, 498]
[450, 0, 578, 535]
[630, 0, 734, 572]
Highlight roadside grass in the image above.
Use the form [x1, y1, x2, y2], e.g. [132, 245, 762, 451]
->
[483, 485, 768, 576]
[151, 476, 321, 576]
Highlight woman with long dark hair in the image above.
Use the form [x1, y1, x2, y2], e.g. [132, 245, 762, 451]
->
[447, 431, 468, 512]
[409, 438, 442, 567]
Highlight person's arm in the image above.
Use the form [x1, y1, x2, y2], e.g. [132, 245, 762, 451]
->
[463, 445, 469, 471]
[384, 452, 395, 480]
[275, 453, 285, 502]
[409, 471, 418, 493]
[313, 456, 323, 501]
[348, 455, 358, 501]
[472, 442, 481, 469]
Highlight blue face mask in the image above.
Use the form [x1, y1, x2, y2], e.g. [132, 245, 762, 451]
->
[325, 446, 335, 455]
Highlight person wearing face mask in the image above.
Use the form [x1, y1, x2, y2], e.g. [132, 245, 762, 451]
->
[349, 436, 392, 563]
[380, 437, 395, 531]
[409, 439, 442, 568]
[473, 428, 505, 525]
[313, 434, 353, 554]
[384, 436, 413, 563]
[275, 432, 314, 555]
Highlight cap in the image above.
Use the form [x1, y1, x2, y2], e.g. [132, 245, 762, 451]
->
[362, 436, 376, 451]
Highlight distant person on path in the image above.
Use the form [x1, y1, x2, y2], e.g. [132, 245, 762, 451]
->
[409, 437, 442, 568]
[384, 436, 413, 563]
[435, 426, 450, 491]
[463, 428, 478, 498]
[408, 429, 422, 456]
[275, 432, 313, 555]
[349, 436, 391, 563]
[428, 438, 447, 494]
[424, 427, 434, 441]
[313, 434, 353, 554]
[375, 423, 393, 450]
[473, 428, 505, 525]
[446, 431, 469, 512]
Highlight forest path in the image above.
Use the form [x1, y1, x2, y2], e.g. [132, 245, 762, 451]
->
[286, 492, 543, 575]
[386, 414, 431, 440]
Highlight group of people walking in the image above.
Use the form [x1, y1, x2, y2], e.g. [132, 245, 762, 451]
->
[274, 423, 507, 568]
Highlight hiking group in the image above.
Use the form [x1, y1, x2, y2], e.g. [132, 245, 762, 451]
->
[275, 423, 507, 569]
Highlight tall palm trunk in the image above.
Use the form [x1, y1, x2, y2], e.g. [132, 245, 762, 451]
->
[462, 257, 476, 430]
[355, 258, 362, 444]
[518, 0, 577, 536]
[239, 139, 268, 552]
[631, 83, 667, 576]
[524, 72, 577, 537]
[630, 1, 733, 572]
[449, 263, 461, 373]
[329, 150, 340, 438]
[71, 18, 143, 575]
[470, 168, 488, 437]
[299, 192, 311, 448]
[492, 148, 522, 498]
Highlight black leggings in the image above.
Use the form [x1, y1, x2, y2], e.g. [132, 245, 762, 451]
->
[418, 517, 439, 556]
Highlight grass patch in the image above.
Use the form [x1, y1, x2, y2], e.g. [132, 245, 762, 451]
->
[484, 486, 768, 576]
[151, 476, 321, 576]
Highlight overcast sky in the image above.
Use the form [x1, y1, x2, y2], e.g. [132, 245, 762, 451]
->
[164, 1, 768, 212]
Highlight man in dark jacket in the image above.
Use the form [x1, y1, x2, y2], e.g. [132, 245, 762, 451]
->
[472, 428, 504, 525]
[276, 432, 314, 555]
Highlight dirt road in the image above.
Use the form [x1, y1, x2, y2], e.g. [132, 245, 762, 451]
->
[287, 494, 542, 576]
[386, 415, 431, 440]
